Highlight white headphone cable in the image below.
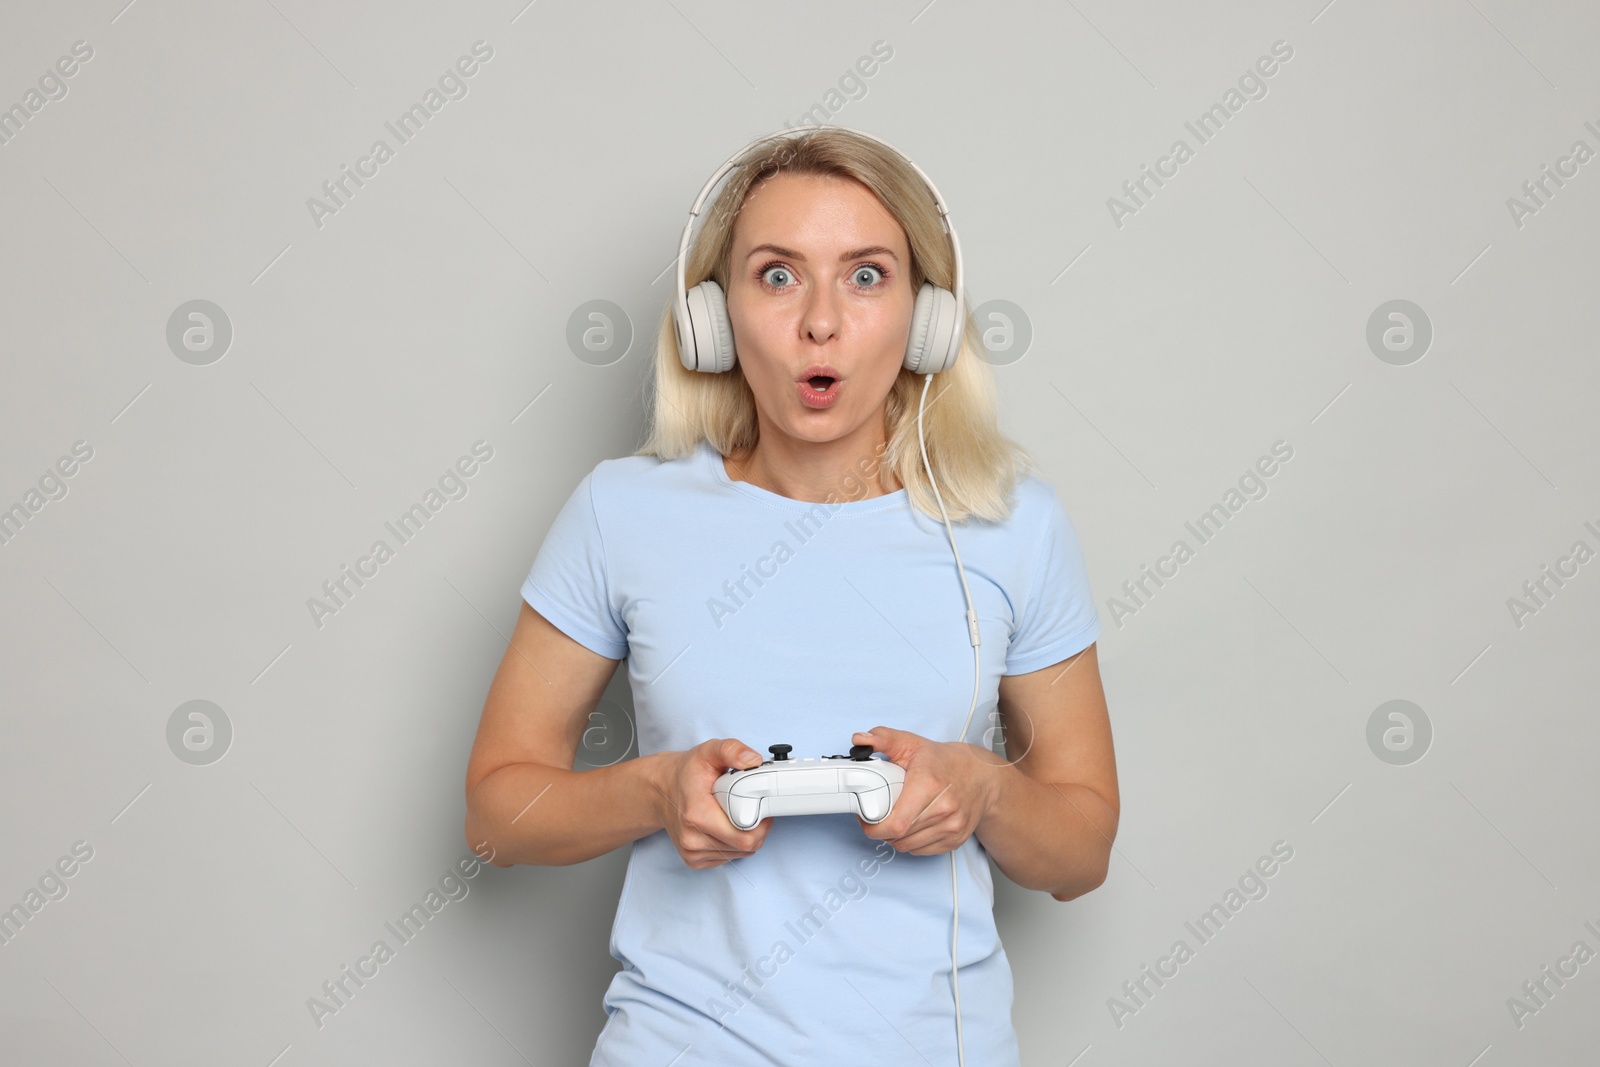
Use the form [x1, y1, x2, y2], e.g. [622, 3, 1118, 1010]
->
[915, 371, 982, 1067]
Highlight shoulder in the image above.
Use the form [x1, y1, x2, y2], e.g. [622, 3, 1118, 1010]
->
[589, 452, 668, 488]
[1002, 471, 1076, 534]
[585, 445, 706, 511]
[995, 472, 1092, 574]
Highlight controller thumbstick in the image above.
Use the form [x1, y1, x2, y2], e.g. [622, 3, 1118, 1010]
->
[769, 744, 792, 761]
[849, 744, 873, 761]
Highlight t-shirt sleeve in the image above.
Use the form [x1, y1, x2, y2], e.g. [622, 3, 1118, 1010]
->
[520, 468, 629, 660]
[1004, 485, 1100, 675]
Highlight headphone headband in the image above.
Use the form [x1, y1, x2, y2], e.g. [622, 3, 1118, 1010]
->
[673, 124, 964, 373]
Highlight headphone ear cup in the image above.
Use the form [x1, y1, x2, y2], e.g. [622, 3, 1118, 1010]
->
[904, 282, 961, 375]
[681, 280, 736, 373]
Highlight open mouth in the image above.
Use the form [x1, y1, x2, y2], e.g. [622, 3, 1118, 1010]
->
[797, 374, 841, 408]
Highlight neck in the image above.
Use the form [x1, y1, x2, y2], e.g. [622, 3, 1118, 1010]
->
[723, 420, 899, 505]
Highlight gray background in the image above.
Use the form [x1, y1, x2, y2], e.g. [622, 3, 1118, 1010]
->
[2, 0, 1597, 1064]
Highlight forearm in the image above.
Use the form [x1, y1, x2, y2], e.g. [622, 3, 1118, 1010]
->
[465, 753, 669, 867]
[974, 764, 1118, 901]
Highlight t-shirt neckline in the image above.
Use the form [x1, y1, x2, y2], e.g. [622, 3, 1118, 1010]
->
[699, 439, 909, 515]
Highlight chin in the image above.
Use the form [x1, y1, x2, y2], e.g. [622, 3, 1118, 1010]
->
[782, 419, 851, 442]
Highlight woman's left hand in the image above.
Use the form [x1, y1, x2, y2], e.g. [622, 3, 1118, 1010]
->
[849, 726, 1008, 856]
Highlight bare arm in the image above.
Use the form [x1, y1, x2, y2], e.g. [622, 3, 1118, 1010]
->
[464, 601, 772, 869]
[463, 601, 663, 866]
[972, 642, 1120, 901]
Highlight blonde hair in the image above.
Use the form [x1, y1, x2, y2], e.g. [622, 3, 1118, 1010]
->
[635, 126, 1033, 523]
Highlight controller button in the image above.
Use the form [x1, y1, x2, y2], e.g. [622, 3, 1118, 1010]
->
[849, 744, 873, 761]
[769, 744, 793, 761]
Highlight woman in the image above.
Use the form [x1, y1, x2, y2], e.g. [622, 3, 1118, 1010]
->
[463, 126, 1119, 1066]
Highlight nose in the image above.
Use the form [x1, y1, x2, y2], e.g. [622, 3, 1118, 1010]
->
[800, 283, 839, 344]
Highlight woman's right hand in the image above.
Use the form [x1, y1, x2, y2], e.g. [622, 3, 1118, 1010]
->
[648, 738, 772, 869]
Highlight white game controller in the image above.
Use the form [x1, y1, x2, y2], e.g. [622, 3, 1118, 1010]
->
[714, 744, 907, 830]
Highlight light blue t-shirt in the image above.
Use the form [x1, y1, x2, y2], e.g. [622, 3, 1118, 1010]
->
[521, 438, 1100, 1067]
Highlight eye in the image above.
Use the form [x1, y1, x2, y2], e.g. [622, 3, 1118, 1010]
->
[851, 263, 889, 288]
[757, 262, 795, 290]
[754, 259, 891, 292]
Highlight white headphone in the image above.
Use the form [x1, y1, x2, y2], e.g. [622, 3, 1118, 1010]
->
[672, 124, 965, 377]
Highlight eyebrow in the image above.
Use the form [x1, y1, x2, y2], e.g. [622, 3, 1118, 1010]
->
[744, 243, 900, 263]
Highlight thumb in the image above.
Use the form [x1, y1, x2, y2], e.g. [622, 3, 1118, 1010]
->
[718, 738, 763, 769]
[852, 726, 904, 757]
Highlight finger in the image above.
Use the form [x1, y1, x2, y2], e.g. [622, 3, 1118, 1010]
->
[893, 823, 966, 855]
[711, 819, 770, 856]
[851, 729, 891, 757]
[871, 800, 962, 846]
[696, 834, 762, 856]
[685, 840, 760, 870]
[688, 822, 757, 854]
[691, 809, 767, 854]
[908, 782, 954, 821]
[903, 839, 955, 857]
[881, 781, 954, 838]
[854, 726, 919, 760]
[715, 737, 764, 771]
[699, 851, 749, 868]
